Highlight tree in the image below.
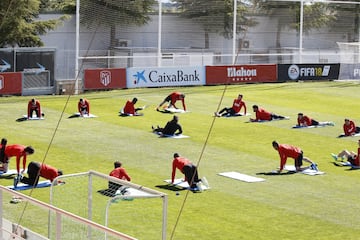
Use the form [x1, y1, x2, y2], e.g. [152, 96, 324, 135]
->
[39, 0, 76, 14]
[79, 0, 155, 48]
[0, 0, 68, 47]
[255, 0, 336, 58]
[325, 2, 360, 42]
[176, 0, 257, 49]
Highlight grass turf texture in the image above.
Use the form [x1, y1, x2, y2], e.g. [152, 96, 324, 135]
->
[1, 81, 360, 239]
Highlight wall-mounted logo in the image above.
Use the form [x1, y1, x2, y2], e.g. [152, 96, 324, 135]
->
[354, 68, 360, 77]
[23, 63, 46, 74]
[133, 70, 147, 85]
[0, 59, 11, 72]
[288, 64, 300, 80]
[100, 70, 111, 86]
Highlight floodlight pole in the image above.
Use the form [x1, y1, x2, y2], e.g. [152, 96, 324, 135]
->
[75, 0, 80, 94]
[157, 0, 162, 67]
[299, 0, 304, 63]
[232, 0, 238, 64]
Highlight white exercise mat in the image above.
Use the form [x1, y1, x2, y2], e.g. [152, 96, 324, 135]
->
[338, 133, 360, 138]
[163, 108, 187, 113]
[23, 115, 44, 120]
[223, 113, 251, 117]
[284, 165, 325, 175]
[164, 179, 210, 190]
[218, 172, 265, 182]
[153, 132, 189, 138]
[0, 169, 27, 176]
[116, 187, 157, 197]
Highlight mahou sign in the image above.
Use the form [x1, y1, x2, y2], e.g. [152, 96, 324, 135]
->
[206, 65, 277, 85]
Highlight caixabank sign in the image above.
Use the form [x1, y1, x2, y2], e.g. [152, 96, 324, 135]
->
[126, 66, 205, 88]
[278, 64, 340, 81]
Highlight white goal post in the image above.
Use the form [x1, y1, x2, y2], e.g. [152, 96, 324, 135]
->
[49, 170, 168, 240]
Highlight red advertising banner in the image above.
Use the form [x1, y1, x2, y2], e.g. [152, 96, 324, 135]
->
[206, 65, 277, 85]
[84, 68, 126, 90]
[0, 72, 22, 95]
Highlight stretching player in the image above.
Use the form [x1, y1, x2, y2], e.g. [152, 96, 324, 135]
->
[157, 92, 186, 111]
[331, 139, 360, 167]
[78, 98, 90, 116]
[296, 113, 334, 127]
[343, 119, 360, 136]
[1, 143, 34, 174]
[272, 141, 318, 173]
[250, 105, 286, 122]
[152, 115, 183, 136]
[27, 98, 42, 119]
[18, 161, 63, 187]
[108, 161, 131, 195]
[171, 153, 201, 189]
[215, 94, 247, 117]
[121, 97, 144, 116]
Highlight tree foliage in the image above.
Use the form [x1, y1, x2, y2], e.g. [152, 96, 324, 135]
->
[79, 0, 155, 48]
[40, 0, 76, 14]
[176, 0, 257, 48]
[255, 0, 337, 37]
[0, 0, 68, 47]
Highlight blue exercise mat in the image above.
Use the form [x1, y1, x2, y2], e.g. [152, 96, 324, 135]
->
[8, 180, 51, 191]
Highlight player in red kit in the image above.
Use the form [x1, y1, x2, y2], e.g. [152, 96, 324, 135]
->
[171, 153, 201, 189]
[2, 144, 34, 174]
[272, 141, 318, 173]
[121, 97, 144, 116]
[342, 119, 360, 136]
[331, 139, 360, 167]
[108, 161, 131, 195]
[250, 105, 286, 122]
[157, 92, 186, 111]
[18, 161, 63, 187]
[215, 94, 247, 117]
[28, 98, 42, 119]
[296, 113, 334, 127]
[78, 98, 90, 116]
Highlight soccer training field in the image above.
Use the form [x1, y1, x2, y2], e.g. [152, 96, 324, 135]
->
[1, 81, 360, 239]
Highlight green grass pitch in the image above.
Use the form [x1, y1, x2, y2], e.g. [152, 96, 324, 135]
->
[1, 81, 360, 239]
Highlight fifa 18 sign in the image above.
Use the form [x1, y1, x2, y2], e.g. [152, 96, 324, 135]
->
[100, 70, 111, 86]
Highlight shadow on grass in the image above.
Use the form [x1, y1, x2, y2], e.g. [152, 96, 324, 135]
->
[155, 184, 187, 192]
[345, 167, 360, 171]
[0, 174, 16, 179]
[97, 189, 116, 197]
[68, 114, 80, 119]
[256, 171, 296, 176]
[16, 117, 27, 122]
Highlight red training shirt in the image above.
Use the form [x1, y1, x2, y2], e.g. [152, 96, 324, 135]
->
[232, 99, 246, 114]
[170, 92, 186, 111]
[27, 100, 41, 118]
[298, 115, 312, 126]
[40, 164, 60, 182]
[123, 100, 135, 115]
[171, 156, 191, 182]
[343, 120, 356, 136]
[110, 167, 131, 181]
[255, 107, 272, 121]
[5, 144, 27, 173]
[78, 99, 90, 114]
[277, 144, 302, 171]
